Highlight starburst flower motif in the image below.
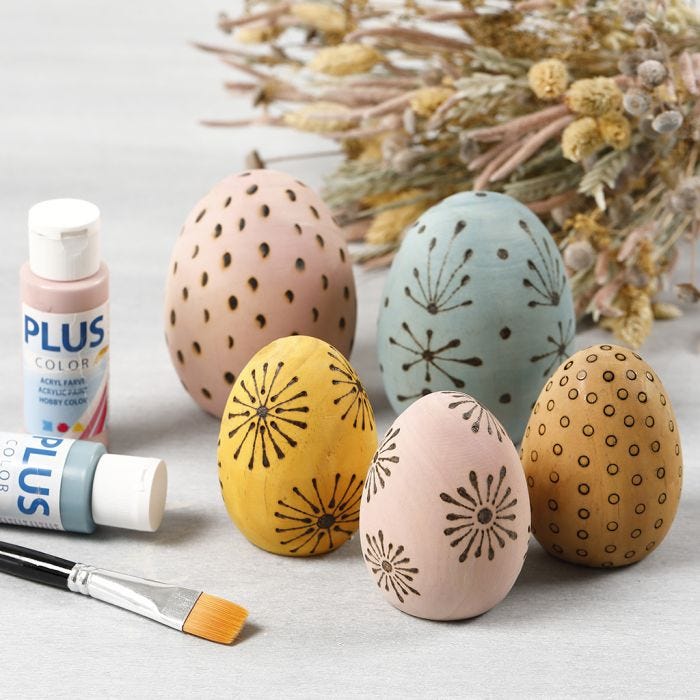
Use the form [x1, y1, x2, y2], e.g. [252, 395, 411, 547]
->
[404, 220, 473, 315]
[225, 361, 309, 470]
[328, 349, 375, 431]
[530, 319, 575, 377]
[444, 392, 506, 442]
[390, 323, 482, 400]
[440, 466, 518, 562]
[520, 219, 566, 308]
[364, 530, 420, 603]
[274, 473, 363, 554]
[364, 427, 400, 502]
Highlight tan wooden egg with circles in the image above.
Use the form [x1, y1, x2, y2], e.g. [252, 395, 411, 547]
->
[521, 343, 682, 567]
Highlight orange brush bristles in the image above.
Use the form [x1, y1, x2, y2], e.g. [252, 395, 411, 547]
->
[182, 593, 248, 644]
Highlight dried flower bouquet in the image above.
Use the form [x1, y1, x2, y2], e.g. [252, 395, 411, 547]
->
[199, 0, 700, 347]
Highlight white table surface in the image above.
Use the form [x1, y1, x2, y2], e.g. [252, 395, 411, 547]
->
[1, 2, 699, 697]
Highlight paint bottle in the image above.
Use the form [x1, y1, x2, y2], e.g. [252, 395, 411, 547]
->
[0, 432, 167, 533]
[20, 199, 109, 444]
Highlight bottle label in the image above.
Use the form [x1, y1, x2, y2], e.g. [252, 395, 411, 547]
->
[22, 302, 109, 439]
[0, 433, 74, 529]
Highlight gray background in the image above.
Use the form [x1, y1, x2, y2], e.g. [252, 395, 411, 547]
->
[1, 2, 698, 697]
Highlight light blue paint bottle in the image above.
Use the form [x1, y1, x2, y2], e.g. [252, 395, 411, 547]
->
[0, 432, 167, 533]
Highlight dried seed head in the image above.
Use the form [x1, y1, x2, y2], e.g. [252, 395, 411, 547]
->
[564, 240, 596, 272]
[609, 195, 634, 227]
[651, 110, 683, 134]
[637, 59, 667, 88]
[528, 59, 570, 101]
[621, 0, 647, 24]
[391, 148, 422, 173]
[652, 302, 682, 320]
[290, 2, 347, 34]
[381, 132, 409, 162]
[409, 87, 454, 118]
[282, 102, 352, 132]
[623, 88, 651, 116]
[309, 44, 383, 76]
[634, 22, 658, 48]
[420, 67, 443, 87]
[598, 112, 632, 150]
[235, 24, 281, 44]
[618, 49, 662, 77]
[670, 177, 700, 213]
[566, 77, 623, 117]
[402, 106, 416, 135]
[366, 190, 427, 245]
[458, 135, 480, 164]
[562, 117, 604, 162]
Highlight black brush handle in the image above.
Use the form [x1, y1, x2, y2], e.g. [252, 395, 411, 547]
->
[0, 541, 75, 590]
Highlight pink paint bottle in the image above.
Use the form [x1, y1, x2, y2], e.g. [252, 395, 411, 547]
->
[20, 199, 109, 444]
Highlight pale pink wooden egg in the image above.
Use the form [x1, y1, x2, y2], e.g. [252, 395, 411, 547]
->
[360, 391, 530, 620]
[164, 169, 357, 416]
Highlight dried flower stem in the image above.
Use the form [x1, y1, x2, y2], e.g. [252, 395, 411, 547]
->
[345, 27, 473, 52]
[217, 4, 289, 32]
[468, 139, 519, 172]
[490, 114, 575, 181]
[424, 10, 478, 22]
[526, 190, 578, 214]
[201, 115, 280, 128]
[469, 104, 571, 143]
[473, 141, 522, 190]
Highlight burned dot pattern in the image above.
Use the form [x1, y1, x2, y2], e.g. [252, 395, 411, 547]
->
[165, 169, 356, 416]
[521, 343, 682, 568]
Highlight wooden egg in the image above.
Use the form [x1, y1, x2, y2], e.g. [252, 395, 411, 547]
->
[521, 343, 682, 567]
[218, 335, 377, 556]
[164, 169, 357, 417]
[360, 391, 530, 620]
[377, 191, 575, 442]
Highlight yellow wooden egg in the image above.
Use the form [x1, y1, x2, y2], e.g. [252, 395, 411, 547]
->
[521, 343, 682, 568]
[218, 335, 377, 556]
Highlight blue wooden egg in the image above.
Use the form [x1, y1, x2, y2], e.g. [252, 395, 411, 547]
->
[377, 191, 576, 441]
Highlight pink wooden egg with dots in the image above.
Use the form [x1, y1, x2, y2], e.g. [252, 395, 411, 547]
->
[164, 169, 357, 416]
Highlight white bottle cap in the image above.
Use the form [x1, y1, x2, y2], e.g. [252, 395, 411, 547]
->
[28, 198, 101, 281]
[91, 454, 168, 532]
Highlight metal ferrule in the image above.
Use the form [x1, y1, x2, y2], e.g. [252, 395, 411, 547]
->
[67, 563, 201, 631]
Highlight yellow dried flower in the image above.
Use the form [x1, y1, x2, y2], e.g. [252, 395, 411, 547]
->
[283, 102, 352, 132]
[566, 77, 623, 116]
[358, 136, 383, 162]
[528, 59, 569, 100]
[636, 239, 656, 277]
[561, 117, 604, 162]
[601, 285, 653, 348]
[235, 24, 281, 44]
[290, 2, 347, 34]
[598, 111, 631, 150]
[366, 190, 428, 245]
[652, 302, 682, 320]
[409, 87, 454, 117]
[309, 44, 383, 76]
[565, 213, 610, 249]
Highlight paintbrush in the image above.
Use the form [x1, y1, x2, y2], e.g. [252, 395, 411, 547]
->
[0, 540, 248, 644]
